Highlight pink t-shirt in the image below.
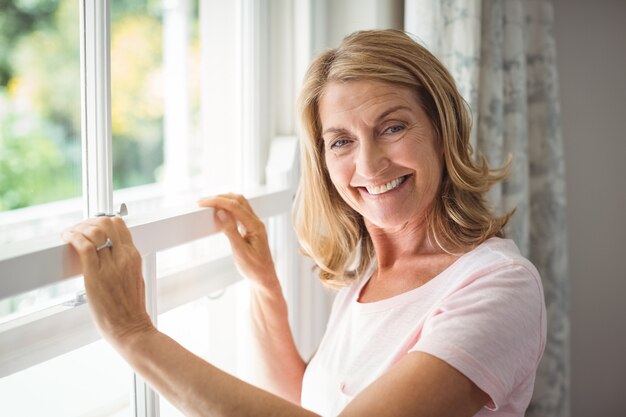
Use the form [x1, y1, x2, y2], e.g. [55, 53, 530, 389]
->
[301, 238, 546, 417]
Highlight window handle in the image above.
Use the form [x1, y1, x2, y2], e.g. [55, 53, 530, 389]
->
[63, 291, 87, 307]
[95, 203, 128, 218]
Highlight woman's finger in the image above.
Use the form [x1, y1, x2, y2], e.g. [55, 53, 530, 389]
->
[85, 216, 123, 247]
[66, 222, 106, 246]
[66, 221, 116, 260]
[214, 209, 249, 249]
[62, 229, 101, 274]
[199, 195, 277, 286]
[69, 217, 122, 244]
[111, 216, 134, 245]
[198, 195, 264, 234]
[221, 193, 259, 217]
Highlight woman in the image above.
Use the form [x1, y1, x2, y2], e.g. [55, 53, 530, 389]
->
[63, 30, 546, 417]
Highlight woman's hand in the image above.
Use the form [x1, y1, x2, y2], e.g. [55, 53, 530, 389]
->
[198, 194, 279, 291]
[62, 216, 155, 347]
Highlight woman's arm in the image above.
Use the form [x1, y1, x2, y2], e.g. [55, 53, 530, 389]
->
[62, 211, 488, 417]
[339, 351, 489, 417]
[116, 325, 314, 417]
[63, 214, 313, 416]
[248, 280, 306, 402]
[199, 194, 306, 402]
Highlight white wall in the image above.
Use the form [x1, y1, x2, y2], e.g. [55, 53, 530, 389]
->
[324, 0, 404, 48]
[553, 1, 626, 416]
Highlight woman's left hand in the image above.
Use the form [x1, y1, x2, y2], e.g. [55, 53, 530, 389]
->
[197, 194, 279, 292]
[62, 216, 155, 347]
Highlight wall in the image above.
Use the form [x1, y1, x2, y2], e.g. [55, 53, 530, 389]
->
[553, 0, 626, 416]
[324, 0, 404, 47]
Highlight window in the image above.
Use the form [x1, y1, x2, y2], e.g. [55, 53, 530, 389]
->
[0, 0, 85, 352]
[0, 339, 133, 416]
[0, 1, 313, 416]
[0, 0, 82, 244]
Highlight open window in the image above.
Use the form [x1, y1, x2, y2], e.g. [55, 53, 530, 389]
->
[0, 1, 310, 416]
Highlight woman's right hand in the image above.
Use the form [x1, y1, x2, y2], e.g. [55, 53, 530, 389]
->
[199, 194, 306, 402]
[198, 194, 279, 291]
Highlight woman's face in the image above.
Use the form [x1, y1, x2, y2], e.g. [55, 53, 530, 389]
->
[319, 79, 443, 231]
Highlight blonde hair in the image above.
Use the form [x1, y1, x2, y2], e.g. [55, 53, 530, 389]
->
[294, 29, 512, 287]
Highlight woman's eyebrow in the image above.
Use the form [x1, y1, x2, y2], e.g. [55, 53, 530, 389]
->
[376, 105, 413, 122]
[321, 127, 350, 137]
[321, 105, 413, 137]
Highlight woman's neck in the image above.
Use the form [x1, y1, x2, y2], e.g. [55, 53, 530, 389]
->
[366, 217, 439, 270]
[360, 218, 460, 303]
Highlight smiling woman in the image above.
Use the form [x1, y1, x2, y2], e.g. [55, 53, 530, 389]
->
[296, 30, 514, 288]
[59, 29, 546, 417]
[293, 30, 546, 417]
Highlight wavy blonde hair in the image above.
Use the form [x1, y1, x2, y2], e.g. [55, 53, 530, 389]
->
[294, 29, 512, 287]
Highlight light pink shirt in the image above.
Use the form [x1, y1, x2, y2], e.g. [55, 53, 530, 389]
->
[301, 238, 546, 417]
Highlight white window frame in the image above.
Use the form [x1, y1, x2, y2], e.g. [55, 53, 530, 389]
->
[0, 1, 308, 416]
[81, 0, 113, 218]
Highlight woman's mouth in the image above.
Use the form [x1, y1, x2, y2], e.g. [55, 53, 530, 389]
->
[363, 175, 409, 195]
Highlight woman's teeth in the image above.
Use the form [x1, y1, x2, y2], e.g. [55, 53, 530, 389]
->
[365, 176, 406, 195]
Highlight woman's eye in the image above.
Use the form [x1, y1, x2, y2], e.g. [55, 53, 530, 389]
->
[330, 138, 350, 149]
[384, 124, 404, 134]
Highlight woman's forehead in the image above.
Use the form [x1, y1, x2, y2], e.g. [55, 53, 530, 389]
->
[318, 80, 424, 128]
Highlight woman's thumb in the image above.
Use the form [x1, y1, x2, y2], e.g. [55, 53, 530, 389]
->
[215, 210, 244, 241]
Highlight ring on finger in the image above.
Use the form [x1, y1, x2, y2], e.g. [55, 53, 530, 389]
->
[96, 238, 113, 252]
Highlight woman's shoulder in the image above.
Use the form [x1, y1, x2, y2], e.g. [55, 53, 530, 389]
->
[459, 237, 540, 279]
[435, 237, 544, 308]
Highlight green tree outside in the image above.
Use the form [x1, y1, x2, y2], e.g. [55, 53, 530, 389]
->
[0, 0, 167, 211]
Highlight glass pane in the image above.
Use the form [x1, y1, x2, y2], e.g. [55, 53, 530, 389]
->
[158, 280, 252, 416]
[0, 0, 83, 320]
[157, 233, 231, 278]
[0, 0, 82, 244]
[0, 276, 83, 324]
[0, 339, 133, 417]
[110, 0, 202, 216]
[110, 0, 164, 190]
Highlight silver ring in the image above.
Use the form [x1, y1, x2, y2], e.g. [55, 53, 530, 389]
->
[96, 238, 113, 252]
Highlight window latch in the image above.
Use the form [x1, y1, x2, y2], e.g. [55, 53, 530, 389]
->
[95, 203, 128, 218]
[63, 291, 87, 307]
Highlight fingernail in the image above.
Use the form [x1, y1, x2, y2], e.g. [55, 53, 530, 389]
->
[61, 231, 72, 241]
[216, 210, 227, 222]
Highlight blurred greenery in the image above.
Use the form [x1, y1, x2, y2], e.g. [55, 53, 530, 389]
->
[0, 97, 80, 210]
[110, 9, 164, 189]
[0, 0, 81, 210]
[0, 0, 168, 211]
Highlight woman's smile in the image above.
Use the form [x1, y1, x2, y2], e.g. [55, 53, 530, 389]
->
[356, 174, 411, 197]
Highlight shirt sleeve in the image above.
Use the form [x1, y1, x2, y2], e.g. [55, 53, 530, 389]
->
[409, 263, 546, 410]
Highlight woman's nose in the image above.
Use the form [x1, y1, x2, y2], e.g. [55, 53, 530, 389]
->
[355, 139, 389, 178]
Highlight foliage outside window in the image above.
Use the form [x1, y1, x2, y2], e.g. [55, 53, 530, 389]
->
[0, 0, 81, 211]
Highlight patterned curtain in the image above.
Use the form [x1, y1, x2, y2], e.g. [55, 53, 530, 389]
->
[405, 1, 570, 416]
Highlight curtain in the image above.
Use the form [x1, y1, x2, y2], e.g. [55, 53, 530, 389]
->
[405, 1, 570, 416]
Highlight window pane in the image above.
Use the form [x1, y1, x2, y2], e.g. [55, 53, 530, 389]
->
[0, 0, 82, 243]
[110, 0, 251, 222]
[0, 339, 133, 417]
[158, 280, 252, 417]
[110, 0, 201, 204]
[0, 0, 83, 320]
[0, 276, 83, 324]
[110, 0, 163, 190]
